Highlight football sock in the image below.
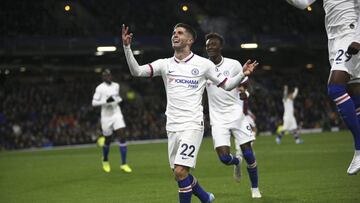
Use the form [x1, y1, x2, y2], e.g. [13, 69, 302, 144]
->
[102, 144, 110, 161]
[178, 175, 193, 203]
[328, 84, 360, 150]
[350, 95, 360, 124]
[243, 148, 258, 188]
[219, 154, 239, 165]
[189, 174, 209, 202]
[119, 140, 127, 165]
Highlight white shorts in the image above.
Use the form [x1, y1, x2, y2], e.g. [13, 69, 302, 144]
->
[329, 31, 360, 79]
[101, 113, 126, 136]
[211, 117, 255, 149]
[283, 115, 297, 131]
[167, 129, 204, 169]
[246, 115, 256, 128]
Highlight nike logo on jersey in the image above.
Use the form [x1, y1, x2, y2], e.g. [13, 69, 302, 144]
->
[181, 157, 189, 160]
[168, 70, 175, 73]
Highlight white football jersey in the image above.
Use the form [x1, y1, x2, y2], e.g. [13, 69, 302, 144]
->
[323, 0, 359, 39]
[283, 89, 298, 118]
[206, 57, 247, 126]
[148, 52, 227, 131]
[92, 82, 123, 118]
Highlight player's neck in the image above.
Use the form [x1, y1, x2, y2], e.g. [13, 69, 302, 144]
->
[209, 55, 222, 65]
[174, 49, 192, 60]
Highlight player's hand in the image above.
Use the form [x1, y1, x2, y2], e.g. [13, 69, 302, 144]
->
[122, 24, 133, 46]
[347, 42, 360, 55]
[106, 96, 115, 103]
[242, 60, 258, 76]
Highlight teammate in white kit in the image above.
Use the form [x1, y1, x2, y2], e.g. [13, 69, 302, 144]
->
[205, 33, 261, 199]
[92, 69, 132, 173]
[286, 0, 360, 175]
[122, 23, 257, 203]
[276, 85, 303, 144]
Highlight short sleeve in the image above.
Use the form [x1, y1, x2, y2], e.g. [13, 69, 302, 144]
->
[205, 62, 227, 87]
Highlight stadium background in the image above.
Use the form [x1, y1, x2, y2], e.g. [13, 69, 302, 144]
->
[0, 0, 340, 150]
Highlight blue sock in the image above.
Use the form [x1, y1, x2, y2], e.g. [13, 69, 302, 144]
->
[243, 148, 258, 188]
[102, 145, 110, 161]
[350, 95, 360, 124]
[188, 174, 209, 203]
[328, 84, 360, 150]
[119, 141, 127, 165]
[177, 175, 192, 203]
[219, 154, 239, 165]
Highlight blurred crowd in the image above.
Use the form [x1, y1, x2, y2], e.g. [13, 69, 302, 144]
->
[1, 0, 324, 40]
[0, 68, 340, 150]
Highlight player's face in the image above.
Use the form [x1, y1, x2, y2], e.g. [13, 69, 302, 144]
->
[171, 27, 193, 50]
[206, 38, 222, 57]
[102, 73, 112, 84]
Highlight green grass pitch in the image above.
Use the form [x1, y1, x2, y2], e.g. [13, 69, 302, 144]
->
[0, 131, 359, 203]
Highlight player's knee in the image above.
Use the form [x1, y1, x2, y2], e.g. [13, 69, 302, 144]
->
[219, 154, 232, 165]
[173, 166, 189, 180]
[327, 84, 346, 100]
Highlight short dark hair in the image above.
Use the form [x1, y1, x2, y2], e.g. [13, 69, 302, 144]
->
[205, 32, 224, 46]
[174, 23, 197, 41]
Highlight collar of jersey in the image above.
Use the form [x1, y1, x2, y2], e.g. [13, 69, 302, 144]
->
[173, 52, 194, 63]
[215, 56, 224, 67]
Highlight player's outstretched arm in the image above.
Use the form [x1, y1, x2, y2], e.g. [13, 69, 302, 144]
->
[122, 24, 152, 77]
[286, 0, 316, 10]
[292, 87, 299, 99]
[220, 60, 258, 91]
[283, 85, 288, 99]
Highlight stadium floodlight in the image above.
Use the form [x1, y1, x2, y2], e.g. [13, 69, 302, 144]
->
[240, 43, 258, 49]
[97, 46, 117, 52]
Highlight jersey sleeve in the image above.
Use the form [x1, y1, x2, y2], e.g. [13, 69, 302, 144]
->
[148, 59, 166, 77]
[92, 87, 106, 107]
[205, 62, 227, 87]
[232, 60, 248, 84]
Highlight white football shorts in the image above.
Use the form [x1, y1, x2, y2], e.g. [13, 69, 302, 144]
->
[283, 115, 298, 131]
[211, 116, 255, 149]
[329, 31, 360, 80]
[101, 113, 126, 136]
[167, 128, 204, 169]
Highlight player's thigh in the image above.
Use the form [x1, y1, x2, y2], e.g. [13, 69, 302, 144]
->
[211, 125, 231, 149]
[173, 129, 204, 169]
[101, 117, 114, 136]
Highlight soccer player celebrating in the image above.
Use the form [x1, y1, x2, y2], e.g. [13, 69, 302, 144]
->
[276, 85, 303, 144]
[122, 23, 257, 203]
[204, 33, 261, 199]
[286, 0, 360, 175]
[92, 69, 132, 173]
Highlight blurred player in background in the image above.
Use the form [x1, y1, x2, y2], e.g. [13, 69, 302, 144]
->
[286, 0, 360, 175]
[92, 69, 132, 173]
[276, 85, 303, 144]
[122, 23, 257, 203]
[205, 33, 261, 198]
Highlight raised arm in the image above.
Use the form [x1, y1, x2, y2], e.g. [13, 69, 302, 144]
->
[283, 85, 288, 99]
[122, 24, 153, 77]
[219, 60, 258, 91]
[292, 87, 299, 99]
[286, 0, 317, 10]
